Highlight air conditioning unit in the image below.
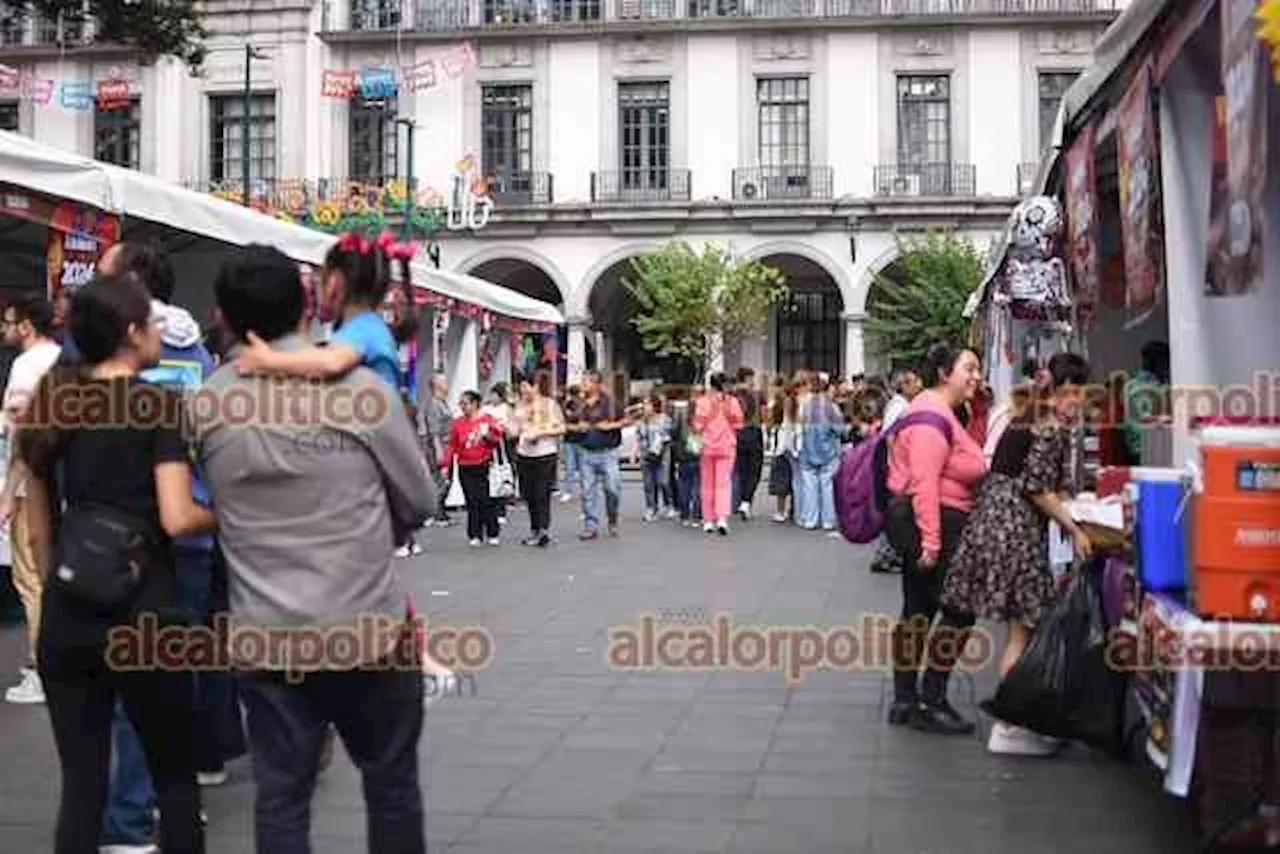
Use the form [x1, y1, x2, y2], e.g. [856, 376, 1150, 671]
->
[619, 0, 641, 17]
[1017, 172, 1036, 195]
[889, 174, 921, 196]
[740, 181, 761, 200]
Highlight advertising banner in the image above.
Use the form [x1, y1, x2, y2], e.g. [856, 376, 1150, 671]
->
[1207, 0, 1269, 295]
[1063, 122, 1101, 324]
[46, 201, 120, 304]
[1116, 60, 1163, 327]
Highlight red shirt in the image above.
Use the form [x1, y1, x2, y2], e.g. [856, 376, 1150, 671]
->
[441, 413, 503, 469]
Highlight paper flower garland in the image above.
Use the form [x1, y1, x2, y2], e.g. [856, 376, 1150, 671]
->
[1259, 0, 1280, 83]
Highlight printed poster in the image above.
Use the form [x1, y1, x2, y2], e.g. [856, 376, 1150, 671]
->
[1063, 122, 1100, 325]
[46, 201, 120, 304]
[1207, 0, 1269, 295]
[1116, 60, 1163, 327]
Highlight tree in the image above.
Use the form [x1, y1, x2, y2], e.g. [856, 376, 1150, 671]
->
[22, 0, 207, 70]
[624, 242, 786, 382]
[865, 231, 986, 370]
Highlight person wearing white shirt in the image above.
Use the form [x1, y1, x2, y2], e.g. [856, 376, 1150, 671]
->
[0, 294, 62, 705]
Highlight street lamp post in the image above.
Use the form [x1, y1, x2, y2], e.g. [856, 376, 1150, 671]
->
[396, 117, 416, 239]
[242, 45, 268, 207]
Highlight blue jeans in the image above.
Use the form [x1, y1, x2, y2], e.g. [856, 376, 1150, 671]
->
[796, 456, 839, 529]
[579, 448, 621, 532]
[103, 548, 237, 845]
[561, 442, 583, 496]
[675, 458, 700, 521]
[641, 455, 670, 513]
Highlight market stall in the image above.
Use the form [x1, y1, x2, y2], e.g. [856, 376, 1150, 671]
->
[968, 0, 1280, 847]
[0, 130, 562, 405]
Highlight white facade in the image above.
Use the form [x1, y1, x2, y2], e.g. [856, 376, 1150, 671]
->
[0, 1, 1123, 380]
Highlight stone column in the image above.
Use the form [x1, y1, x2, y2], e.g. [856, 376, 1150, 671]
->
[566, 317, 588, 382]
[843, 312, 866, 379]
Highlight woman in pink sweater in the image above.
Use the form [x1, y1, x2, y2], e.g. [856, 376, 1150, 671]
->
[884, 343, 987, 736]
[692, 372, 745, 535]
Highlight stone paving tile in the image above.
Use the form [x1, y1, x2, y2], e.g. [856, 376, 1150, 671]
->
[0, 485, 1199, 852]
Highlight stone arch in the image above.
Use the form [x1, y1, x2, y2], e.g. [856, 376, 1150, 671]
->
[743, 240, 855, 310]
[567, 241, 667, 322]
[851, 241, 901, 317]
[454, 244, 573, 307]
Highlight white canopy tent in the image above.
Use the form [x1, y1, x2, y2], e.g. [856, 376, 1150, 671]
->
[0, 130, 562, 327]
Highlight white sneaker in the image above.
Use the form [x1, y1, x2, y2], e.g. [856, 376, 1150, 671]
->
[560, 492, 574, 504]
[424, 669, 459, 706]
[5, 670, 44, 704]
[642, 510, 656, 523]
[197, 770, 228, 786]
[716, 519, 730, 536]
[702, 521, 715, 533]
[394, 544, 412, 558]
[468, 538, 482, 547]
[410, 541, 424, 555]
[738, 501, 751, 518]
[99, 845, 160, 854]
[771, 512, 787, 523]
[487, 537, 501, 547]
[986, 721, 1059, 757]
[664, 507, 679, 520]
[498, 516, 508, 527]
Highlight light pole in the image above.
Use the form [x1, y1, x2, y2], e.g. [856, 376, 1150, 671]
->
[395, 116, 416, 239]
[242, 45, 268, 207]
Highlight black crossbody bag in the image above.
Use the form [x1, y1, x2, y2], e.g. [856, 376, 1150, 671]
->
[49, 441, 157, 611]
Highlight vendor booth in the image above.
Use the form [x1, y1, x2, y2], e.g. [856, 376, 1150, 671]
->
[0, 130, 563, 406]
[967, 0, 1280, 848]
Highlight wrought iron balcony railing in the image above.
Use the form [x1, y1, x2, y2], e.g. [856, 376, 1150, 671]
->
[591, 168, 691, 203]
[0, 10, 94, 47]
[732, 165, 833, 201]
[825, 0, 1120, 14]
[415, 0, 475, 30]
[685, 0, 817, 18]
[485, 171, 554, 205]
[872, 163, 977, 197]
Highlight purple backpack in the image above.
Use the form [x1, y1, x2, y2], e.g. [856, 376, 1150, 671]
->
[834, 411, 953, 544]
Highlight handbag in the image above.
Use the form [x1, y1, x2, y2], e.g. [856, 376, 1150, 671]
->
[488, 440, 516, 499]
[53, 502, 155, 610]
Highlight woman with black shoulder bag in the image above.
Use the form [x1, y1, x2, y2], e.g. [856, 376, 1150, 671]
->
[20, 273, 216, 854]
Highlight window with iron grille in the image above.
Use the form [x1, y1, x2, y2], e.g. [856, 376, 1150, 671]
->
[481, 84, 532, 186]
[549, 0, 601, 20]
[776, 289, 841, 378]
[896, 74, 950, 166]
[0, 101, 18, 132]
[1038, 71, 1079, 152]
[94, 99, 140, 169]
[209, 95, 276, 185]
[349, 96, 398, 185]
[0, 9, 24, 46]
[618, 81, 669, 191]
[350, 0, 400, 29]
[758, 77, 809, 170]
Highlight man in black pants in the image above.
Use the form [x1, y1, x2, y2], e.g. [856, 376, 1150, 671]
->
[732, 367, 765, 519]
[193, 246, 436, 852]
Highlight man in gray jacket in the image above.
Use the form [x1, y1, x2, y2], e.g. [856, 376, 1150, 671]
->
[192, 245, 436, 852]
[423, 372, 454, 525]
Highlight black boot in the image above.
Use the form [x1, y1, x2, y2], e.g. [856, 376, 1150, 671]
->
[912, 672, 975, 735]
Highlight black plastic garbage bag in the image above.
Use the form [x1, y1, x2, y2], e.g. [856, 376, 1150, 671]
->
[983, 557, 1126, 755]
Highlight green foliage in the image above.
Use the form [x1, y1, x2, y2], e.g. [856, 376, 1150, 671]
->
[623, 242, 787, 378]
[865, 232, 985, 370]
[27, 0, 207, 70]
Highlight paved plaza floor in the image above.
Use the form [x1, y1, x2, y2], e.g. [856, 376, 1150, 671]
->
[0, 484, 1197, 852]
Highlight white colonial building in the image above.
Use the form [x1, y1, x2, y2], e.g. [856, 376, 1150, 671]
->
[0, 0, 1123, 380]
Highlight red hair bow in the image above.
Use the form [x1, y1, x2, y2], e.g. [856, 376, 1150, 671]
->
[336, 231, 371, 255]
[375, 230, 418, 261]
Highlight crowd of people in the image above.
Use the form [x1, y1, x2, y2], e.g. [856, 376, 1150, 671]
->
[0, 225, 1168, 851]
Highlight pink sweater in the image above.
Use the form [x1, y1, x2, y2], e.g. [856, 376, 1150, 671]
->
[693, 393, 744, 457]
[886, 389, 987, 558]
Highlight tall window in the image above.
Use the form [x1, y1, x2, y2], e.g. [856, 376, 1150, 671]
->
[349, 96, 398, 185]
[758, 77, 809, 170]
[1038, 70, 1079, 152]
[209, 95, 276, 186]
[897, 74, 950, 166]
[618, 81, 669, 191]
[94, 99, 140, 169]
[481, 84, 532, 186]
[776, 290, 841, 377]
[0, 101, 18, 132]
[350, 0, 400, 28]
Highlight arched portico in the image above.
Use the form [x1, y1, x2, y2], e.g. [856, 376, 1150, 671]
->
[457, 246, 571, 308]
[749, 252, 849, 380]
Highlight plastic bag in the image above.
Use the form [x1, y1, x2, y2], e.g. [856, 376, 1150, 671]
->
[983, 558, 1126, 755]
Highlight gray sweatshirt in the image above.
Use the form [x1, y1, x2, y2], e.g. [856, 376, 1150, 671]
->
[192, 334, 436, 671]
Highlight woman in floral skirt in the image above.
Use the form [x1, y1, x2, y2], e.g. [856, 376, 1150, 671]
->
[941, 352, 1094, 757]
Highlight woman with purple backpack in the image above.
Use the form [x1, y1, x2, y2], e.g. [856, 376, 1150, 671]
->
[883, 343, 987, 736]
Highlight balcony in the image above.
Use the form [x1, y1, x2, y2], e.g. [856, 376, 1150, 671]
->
[332, 0, 1119, 31]
[732, 165, 833, 201]
[873, 163, 977, 197]
[485, 171, 554, 205]
[0, 11, 94, 48]
[591, 169, 691, 203]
